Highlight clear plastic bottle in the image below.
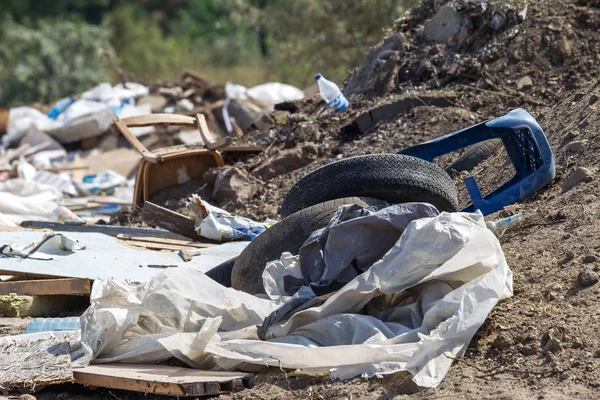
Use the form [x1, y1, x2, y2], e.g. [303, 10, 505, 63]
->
[51, 205, 85, 223]
[486, 212, 524, 238]
[47, 97, 75, 119]
[25, 317, 81, 333]
[315, 73, 349, 113]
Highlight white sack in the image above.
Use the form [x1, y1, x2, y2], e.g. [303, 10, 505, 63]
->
[3, 107, 63, 146]
[225, 82, 304, 108]
[0, 178, 62, 223]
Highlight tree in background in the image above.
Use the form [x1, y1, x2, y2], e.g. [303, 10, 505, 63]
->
[173, 0, 411, 87]
[0, 0, 415, 106]
[0, 19, 113, 107]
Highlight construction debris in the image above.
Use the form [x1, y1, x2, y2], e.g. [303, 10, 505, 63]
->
[0, 334, 73, 391]
[3, 0, 600, 398]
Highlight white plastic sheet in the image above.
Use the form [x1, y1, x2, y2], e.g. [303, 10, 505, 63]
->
[82, 82, 149, 103]
[3, 107, 63, 146]
[0, 178, 62, 223]
[56, 100, 110, 126]
[225, 82, 304, 108]
[80, 211, 512, 388]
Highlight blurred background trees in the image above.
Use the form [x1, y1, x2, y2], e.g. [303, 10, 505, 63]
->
[0, 0, 415, 107]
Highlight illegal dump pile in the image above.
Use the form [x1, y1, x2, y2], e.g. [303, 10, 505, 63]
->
[2, 0, 600, 398]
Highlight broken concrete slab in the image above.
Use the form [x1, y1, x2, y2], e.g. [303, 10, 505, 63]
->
[340, 93, 457, 139]
[251, 143, 318, 180]
[424, 6, 462, 43]
[562, 167, 594, 193]
[213, 167, 256, 205]
[47, 107, 113, 144]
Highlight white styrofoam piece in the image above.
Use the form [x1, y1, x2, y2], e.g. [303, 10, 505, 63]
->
[0, 230, 248, 282]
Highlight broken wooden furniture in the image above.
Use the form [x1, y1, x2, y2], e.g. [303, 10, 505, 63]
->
[112, 113, 227, 209]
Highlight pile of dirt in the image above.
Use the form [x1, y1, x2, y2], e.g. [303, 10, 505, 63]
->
[217, 0, 600, 223]
[216, 0, 600, 397]
[220, 80, 600, 400]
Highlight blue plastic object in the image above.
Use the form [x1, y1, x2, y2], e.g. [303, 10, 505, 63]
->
[25, 317, 81, 333]
[47, 96, 75, 119]
[398, 108, 555, 216]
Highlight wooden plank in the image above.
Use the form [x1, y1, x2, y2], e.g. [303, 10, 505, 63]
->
[0, 336, 73, 390]
[73, 364, 253, 397]
[120, 113, 197, 128]
[116, 234, 214, 248]
[41, 165, 89, 173]
[20, 220, 190, 241]
[0, 278, 91, 296]
[0, 270, 56, 280]
[68, 203, 103, 212]
[141, 201, 208, 242]
[118, 239, 201, 252]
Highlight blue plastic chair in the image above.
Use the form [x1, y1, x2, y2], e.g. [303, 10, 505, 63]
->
[398, 108, 556, 216]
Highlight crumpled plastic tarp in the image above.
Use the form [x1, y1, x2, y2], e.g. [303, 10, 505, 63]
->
[79, 208, 512, 388]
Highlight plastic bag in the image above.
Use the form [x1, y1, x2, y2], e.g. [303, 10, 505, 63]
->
[187, 195, 276, 241]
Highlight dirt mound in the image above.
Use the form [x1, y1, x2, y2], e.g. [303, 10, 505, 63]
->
[220, 0, 600, 223]
[347, 0, 599, 104]
[211, 0, 600, 397]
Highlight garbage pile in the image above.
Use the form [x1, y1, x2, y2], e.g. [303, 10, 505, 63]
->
[0, 71, 307, 226]
[2, 0, 600, 398]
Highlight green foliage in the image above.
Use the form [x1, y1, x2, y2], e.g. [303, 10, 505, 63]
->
[0, 0, 418, 106]
[104, 5, 196, 82]
[172, 0, 412, 87]
[0, 19, 113, 107]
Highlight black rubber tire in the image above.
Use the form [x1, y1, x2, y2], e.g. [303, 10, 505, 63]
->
[231, 196, 389, 294]
[205, 257, 236, 287]
[280, 154, 459, 218]
[445, 139, 502, 177]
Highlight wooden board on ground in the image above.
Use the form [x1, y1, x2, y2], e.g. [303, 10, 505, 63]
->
[117, 239, 204, 252]
[116, 234, 214, 248]
[0, 336, 73, 390]
[20, 221, 190, 241]
[0, 278, 91, 296]
[73, 364, 254, 397]
[141, 201, 207, 242]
